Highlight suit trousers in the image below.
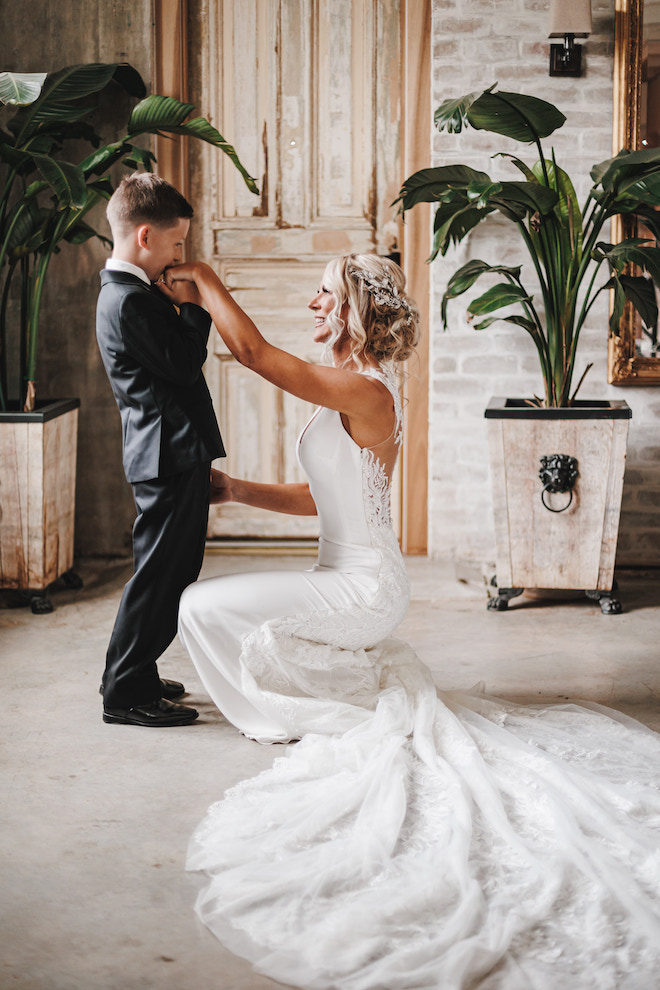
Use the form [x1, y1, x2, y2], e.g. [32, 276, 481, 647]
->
[102, 461, 211, 708]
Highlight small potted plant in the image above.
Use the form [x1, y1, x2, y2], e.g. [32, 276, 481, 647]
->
[0, 63, 258, 611]
[396, 85, 660, 612]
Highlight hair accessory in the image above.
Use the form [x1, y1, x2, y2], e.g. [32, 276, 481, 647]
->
[347, 264, 411, 316]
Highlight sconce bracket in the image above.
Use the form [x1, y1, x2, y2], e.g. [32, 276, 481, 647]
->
[549, 41, 583, 76]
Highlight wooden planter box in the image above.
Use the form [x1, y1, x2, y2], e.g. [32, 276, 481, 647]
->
[0, 399, 79, 594]
[485, 397, 631, 613]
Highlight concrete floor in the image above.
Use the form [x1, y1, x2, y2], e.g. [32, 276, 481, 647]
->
[1, 553, 659, 990]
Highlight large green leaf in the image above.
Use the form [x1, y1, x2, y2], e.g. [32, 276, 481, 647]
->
[466, 89, 566, 143]
[472, 313, 538, 333]
[493, 152, 537, 182]
[433, 88, 485, 134]
[613, 167, 660, 207]
[3, 200, 50, 260]
[598, 239, 660, 284]
[121, 146, 157, 172]
[607, 273, 658, 332]
[9, 63, 145, 147]
[0, 72, 47, 106]
[466, 178, 503, 207]
[393, 165, 492, 211]
[127, 96, 258, 194]
[494, 181, 558, 216]
[467, 282, 532, 316]
[632, 207, 660, 240]
[128, 94, 195, 131]
[445, 259, 522, 296]
[441, 259, 522, 327]
[591, 147, 660, 193]
[0, 141, 30, 169]
[533, 159, 581, 228]
[430, 199, 494, 260]
[160, 119, 258, 194]
[30, 153, 88, 209]
[78, 140, 132, 177]
[531, 157, 582, 270]
[62, 219, 112, 248]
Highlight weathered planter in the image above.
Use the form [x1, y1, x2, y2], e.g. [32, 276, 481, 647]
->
[0, 398, 80, 611]
[485, 397, 631, 614]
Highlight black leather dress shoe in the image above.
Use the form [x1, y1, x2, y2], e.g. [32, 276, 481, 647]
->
[159, 678, 186, 700]
[103, 697, 199, 726]
[99, 677, 186, 700]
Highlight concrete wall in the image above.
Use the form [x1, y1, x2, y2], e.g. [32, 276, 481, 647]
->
[428, 0, 660, 565]
[3, 0, 153, 557]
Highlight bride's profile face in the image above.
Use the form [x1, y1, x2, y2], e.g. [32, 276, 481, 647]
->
[309, 285, 337, 343]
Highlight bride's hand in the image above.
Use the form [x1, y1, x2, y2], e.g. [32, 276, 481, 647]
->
[163, 262, 199, 286]
[210, 469, 234, 504]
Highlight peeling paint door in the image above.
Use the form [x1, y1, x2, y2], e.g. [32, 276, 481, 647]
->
[190, 0, 402, 539]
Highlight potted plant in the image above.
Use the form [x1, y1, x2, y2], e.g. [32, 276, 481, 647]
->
[0, 63, 258, 611]
[396, 85, 660, 612]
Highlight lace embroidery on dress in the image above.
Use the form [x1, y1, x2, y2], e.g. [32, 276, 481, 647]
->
[360, 367, 402, 529]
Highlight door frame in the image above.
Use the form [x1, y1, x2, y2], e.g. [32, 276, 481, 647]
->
[152, 0, 430, 553]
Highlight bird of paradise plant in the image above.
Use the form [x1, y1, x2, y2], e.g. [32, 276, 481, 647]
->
[0, 63, 258, 411]
[395, 85, 660, 407]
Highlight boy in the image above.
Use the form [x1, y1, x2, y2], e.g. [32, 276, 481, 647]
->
[96, 173, 225, 726]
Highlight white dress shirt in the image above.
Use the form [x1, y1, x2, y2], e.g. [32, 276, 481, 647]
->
[104, 258, 151, 285]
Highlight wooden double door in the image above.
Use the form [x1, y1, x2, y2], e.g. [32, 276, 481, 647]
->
[154, 0, 429, 548]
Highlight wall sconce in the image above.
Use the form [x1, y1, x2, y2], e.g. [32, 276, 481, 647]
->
[548, 0, 592, 76]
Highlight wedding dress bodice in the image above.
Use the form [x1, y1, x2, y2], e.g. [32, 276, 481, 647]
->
[299, 366, 402, 559]
[178, 366, 660, 990]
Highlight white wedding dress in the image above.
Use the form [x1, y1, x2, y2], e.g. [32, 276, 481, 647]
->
[179, 368, 660, 990]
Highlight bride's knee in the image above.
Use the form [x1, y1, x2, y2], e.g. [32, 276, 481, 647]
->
[179, 581, 205, 627]
[179, 579, 230, 631]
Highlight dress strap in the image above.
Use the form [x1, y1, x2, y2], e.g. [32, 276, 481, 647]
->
[360, 366, 403, 446]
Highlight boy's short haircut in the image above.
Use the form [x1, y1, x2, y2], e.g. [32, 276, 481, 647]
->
[107, 173, 194, 238]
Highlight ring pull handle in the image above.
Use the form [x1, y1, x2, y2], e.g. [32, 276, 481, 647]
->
[539, 454, 578, 514]
[541, 486, 574, 513]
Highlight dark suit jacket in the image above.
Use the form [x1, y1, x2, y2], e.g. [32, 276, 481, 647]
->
[96, 270, 225, 483]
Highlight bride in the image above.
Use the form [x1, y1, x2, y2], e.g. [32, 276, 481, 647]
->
[166, 254, 660, 990]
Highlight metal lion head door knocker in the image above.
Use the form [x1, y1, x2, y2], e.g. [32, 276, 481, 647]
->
[539, 454, 578, 513]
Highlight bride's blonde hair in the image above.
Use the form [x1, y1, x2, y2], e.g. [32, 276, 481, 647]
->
[321, 254, 420, 368]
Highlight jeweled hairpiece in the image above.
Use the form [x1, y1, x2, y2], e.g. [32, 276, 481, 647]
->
[347, 264, 411, 315]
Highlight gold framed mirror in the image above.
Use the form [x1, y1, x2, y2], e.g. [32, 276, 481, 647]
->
[610, 0, 660, 384]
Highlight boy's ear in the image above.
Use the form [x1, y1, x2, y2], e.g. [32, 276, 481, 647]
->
[136, 224, 151, 250]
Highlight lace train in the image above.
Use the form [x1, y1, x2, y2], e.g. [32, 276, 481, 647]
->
[187, 641, 660, 990]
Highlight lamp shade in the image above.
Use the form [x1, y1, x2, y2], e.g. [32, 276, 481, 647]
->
[548, 0, 592, 38]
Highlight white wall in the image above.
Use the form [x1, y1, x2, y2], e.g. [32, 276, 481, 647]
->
[428, 0, 660, 565]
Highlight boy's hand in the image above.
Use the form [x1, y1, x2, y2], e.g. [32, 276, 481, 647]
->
[156, 276, 203, 308]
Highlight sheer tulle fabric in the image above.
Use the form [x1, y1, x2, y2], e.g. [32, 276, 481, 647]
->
[179, 370, 660, 989]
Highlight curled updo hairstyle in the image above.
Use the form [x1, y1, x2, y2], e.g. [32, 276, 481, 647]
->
[321, 254, 420, 368]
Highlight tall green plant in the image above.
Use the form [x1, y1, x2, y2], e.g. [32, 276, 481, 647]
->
[395, 85, 660, 407]
[0, 63, 258, 411]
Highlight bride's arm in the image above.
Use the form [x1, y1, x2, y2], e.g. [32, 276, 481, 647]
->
[163, 262, 392, 425]
[211, 469, 317, 516]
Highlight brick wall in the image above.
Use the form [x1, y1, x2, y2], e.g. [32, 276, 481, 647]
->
[428, 0, 660, 566]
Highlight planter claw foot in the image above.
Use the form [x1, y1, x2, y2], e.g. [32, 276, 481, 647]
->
[487, 588, 524, 611]
[30, 594, 54, 615]
[585, 589, 623, 615]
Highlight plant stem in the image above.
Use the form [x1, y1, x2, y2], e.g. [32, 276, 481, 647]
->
[0, 259, 18, 412]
